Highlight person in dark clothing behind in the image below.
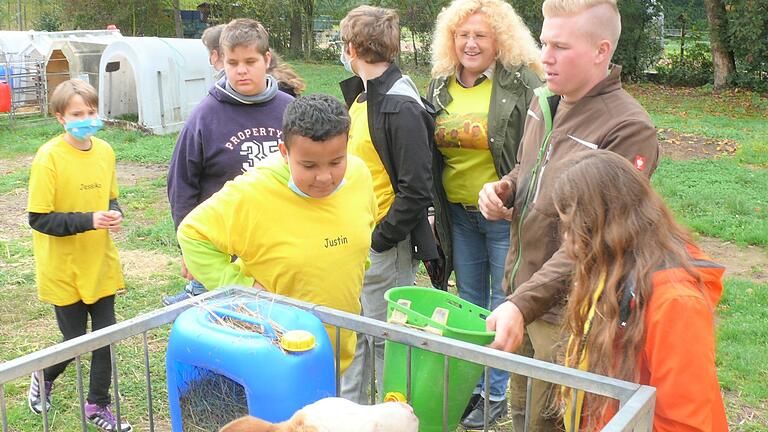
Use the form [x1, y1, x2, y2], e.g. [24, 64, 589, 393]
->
[337, 5, 438, 405]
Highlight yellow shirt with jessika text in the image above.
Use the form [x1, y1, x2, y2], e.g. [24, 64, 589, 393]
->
[434, 77, 498, 205]
[27, 135, 124, 306]
[348, 97, 395, 223]
[177, 154, 377, 372]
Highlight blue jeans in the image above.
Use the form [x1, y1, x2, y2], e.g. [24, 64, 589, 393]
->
[448, 203, 511, 401]
[186, 279, 206, 295]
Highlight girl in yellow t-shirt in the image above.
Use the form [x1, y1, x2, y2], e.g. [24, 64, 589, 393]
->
[26, 79, 131, 432]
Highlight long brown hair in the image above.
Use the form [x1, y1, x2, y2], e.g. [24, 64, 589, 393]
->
[552, 151, 700, 426]
[268, 51, 306, 96]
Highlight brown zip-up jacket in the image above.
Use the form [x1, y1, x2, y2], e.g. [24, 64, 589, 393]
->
[502, 66, 660, 324]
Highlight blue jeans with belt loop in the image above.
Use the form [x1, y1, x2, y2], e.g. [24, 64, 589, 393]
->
[448, 202, 511, 402]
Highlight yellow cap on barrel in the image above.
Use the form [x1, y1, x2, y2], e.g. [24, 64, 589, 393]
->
[384, 392, 407, 403]
[280, 330, 315, 352]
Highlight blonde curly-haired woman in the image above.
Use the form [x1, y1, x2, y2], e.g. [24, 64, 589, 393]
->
[426, 0, 543, 428]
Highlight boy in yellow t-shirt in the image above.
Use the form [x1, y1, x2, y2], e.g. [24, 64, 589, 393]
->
[178, 94, 376, 373]
[338, 6, 438, 404]
[26, 79, 131, 431]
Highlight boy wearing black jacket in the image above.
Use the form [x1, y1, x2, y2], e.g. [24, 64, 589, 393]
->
[338, 5, 438, 404]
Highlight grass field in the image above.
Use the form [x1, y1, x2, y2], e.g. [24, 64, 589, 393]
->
[0, 60, 766, 431]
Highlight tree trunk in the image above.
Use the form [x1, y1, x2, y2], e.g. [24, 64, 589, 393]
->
[290, 3, 303, 57]
[302, 0, 314, 61]
[173, 0, 183, 38]
[703, 0, 735, 90]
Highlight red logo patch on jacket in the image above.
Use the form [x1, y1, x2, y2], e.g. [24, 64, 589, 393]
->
[634, 155, 647, 171]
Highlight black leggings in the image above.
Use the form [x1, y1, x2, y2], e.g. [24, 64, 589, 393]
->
[43, 295, 116, 406]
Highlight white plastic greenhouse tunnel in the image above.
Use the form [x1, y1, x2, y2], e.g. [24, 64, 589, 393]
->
[98, 37, 214, 134]
[1, 29, 122, 113]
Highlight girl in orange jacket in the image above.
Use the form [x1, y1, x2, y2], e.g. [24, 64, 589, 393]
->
[552, 150, 728, 432]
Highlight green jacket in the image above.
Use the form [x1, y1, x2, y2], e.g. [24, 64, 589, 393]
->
[426, 62, 542, 289]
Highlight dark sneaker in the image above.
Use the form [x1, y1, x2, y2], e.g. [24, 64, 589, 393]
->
[27, 373, 53, 414]
[162, 280, 207, 306]
[461, 393, 482, 420]
[460, 397, 508, 430]
[85, 403, 132, 432]
[162, 289, 194, 306]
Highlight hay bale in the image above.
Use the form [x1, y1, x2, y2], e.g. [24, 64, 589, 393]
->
[179, 368, 249, 430]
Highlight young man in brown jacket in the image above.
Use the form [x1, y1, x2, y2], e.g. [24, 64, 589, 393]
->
[478, 0, 659, 430]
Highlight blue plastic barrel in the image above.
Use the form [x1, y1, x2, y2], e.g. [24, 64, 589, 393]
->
[166, 300, 335, 431]
[0, 65, 15, 88]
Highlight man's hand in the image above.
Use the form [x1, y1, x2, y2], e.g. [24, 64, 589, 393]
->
[478, 179, 514, 221]
[487, 301, 526, 352]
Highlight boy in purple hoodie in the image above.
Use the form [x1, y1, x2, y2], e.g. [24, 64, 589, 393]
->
[164, 18, 294, 305]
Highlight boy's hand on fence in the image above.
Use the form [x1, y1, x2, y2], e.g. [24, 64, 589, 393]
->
[486, 301, 525, 352]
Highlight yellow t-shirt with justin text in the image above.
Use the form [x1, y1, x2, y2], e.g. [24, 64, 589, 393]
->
[177, 154, 377, 373]
[435, 77, 498, 205]
[348, 97, 395, 223]
[27, 135, 124, 306]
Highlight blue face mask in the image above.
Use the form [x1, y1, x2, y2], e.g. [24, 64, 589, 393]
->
[65, 118, 103, 141]
[339, 48, 354, 75]
[286, 156, 346, 198]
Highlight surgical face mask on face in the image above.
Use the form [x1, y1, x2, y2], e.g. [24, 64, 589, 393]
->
[286, 155, 346, 198]
[339, 47, 354, 75]
[65, 118, 104, 141]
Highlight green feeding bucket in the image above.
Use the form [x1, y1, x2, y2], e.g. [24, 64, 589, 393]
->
[382, 286, 495, 432]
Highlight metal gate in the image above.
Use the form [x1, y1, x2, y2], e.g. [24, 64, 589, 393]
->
[0, 286, 655, 432]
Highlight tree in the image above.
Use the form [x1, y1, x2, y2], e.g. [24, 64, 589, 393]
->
[209, 0, 295, 53]
[660, 0, 707, 29]
[288, 0, 315, 59]
[35, 2, 63, 32]
[386, 0, 449, 67]
[63, 0, 175, 36]
[724, 0, 768, 91]
[703, 0, 735, 89]
[172, 0, 183, 38]
[613, 0, 664, 81]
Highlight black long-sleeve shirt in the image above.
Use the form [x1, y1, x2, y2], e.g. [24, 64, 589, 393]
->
[29, 199, 123, 237]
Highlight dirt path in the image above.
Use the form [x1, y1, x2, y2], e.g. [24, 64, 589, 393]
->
[115, 162, 167, 186]
[658, 129, 739, 160]
[698, 237, 768, 282]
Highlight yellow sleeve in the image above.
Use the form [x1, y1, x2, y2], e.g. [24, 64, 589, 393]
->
[108, 146, 119, 200]
[369, 184, 378, 231]
[177, 178, 257, 289]
[27, 150, 56, 213]
[177, 231, 254, 289]
[363, 160, 377, 270]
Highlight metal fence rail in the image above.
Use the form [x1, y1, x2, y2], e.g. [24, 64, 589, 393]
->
[0, 286, 655, 432]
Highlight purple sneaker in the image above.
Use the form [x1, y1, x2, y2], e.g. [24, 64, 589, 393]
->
[85, 403, 132, 432]
[27, 373, 53, 414]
